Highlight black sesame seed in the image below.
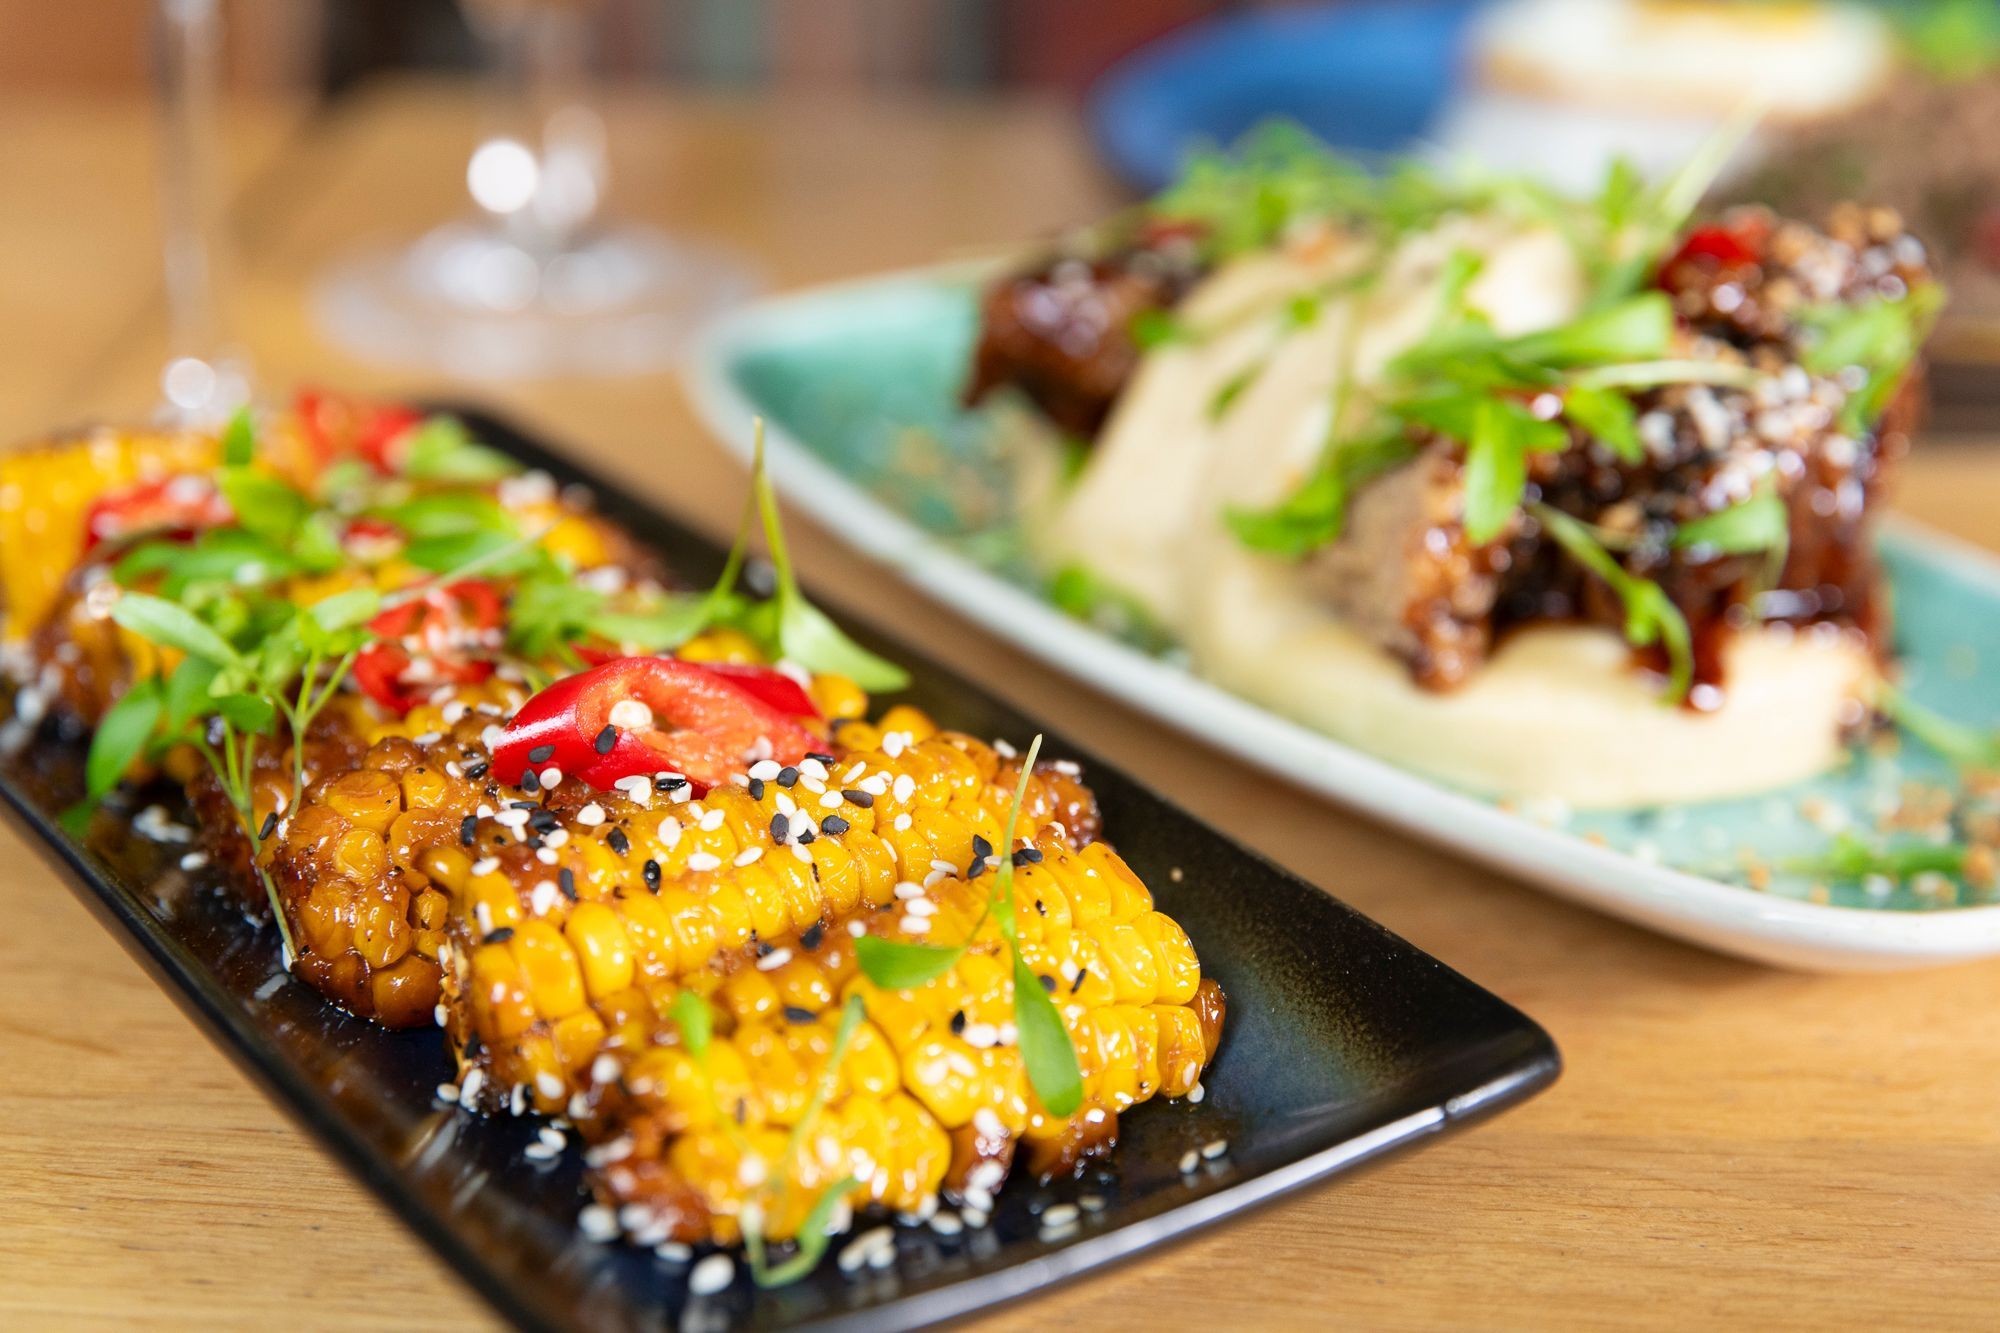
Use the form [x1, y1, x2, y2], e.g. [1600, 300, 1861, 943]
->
[1039, 973, 1057, 993]
[1070, 967, 1088, 994]
[754, 939, 774, 957]
[770, 813, 790, 843]
[967, 857, 989, 880]
[510, 800, 539, 811]
[642, 859, 661, 890]
[747, 777, 765, 800]
[520, 768, 540, 793]
[462, 760, 489, 780]
[797, 828, 816, 845]
[783, 1005, 817, 1024]
[971, 834, 993, 860]
[820, 814, 850, 836]
[799, 922, 824, 951]
[529, 809, 559, 834]
[485, 926, 515, 945]
[842, 788, 874, 808]
[776, 766, 799, 788]
[806, 751, 835, 765]
[594, 725, 617, 755]
[1012, 847, 1044, 865]
[607, 827, 631, 856]
[949, 1010, 967, 1035]
[258, 811, 278, 840]
[1034, 898, 1047, 916]
[527, 744, 556, 764]
[463, 1032, 483, 1058]
[460, 815, 478, 847]
[655, 774, 687, 792]
[558, 868, 578, 901]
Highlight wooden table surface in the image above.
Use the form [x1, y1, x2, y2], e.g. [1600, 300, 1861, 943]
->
[5, 80, 2000, 1332]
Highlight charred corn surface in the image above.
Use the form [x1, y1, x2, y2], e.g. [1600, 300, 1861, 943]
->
[434, 709, 1107, 1113]
[0, 431, 217, 642]
[570, 822, 1223, 1247]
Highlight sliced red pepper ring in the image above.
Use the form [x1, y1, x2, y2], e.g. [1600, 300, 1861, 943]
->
[571, 648, 822, 720]
[1661, 218, 1769, 279]
[83, 474, 233, 552]
[490, 657, 819, 795]
[295, 387, 423, 475]
[355, 580, 504, 714]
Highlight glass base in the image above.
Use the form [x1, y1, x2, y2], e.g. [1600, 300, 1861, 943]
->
[312, 221, 756, 379]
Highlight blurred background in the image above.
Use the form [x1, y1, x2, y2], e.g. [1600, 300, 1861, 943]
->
[1, 0, 1994, 436]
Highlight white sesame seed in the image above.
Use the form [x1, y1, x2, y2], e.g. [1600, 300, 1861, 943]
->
[893, 880, 925, 900]
[1201, 1139, 1228, 1160]
[894, 813, 913, 831]
[535, 846, 559, 866]
[961, 1206, 989, 1229]
[540, 767, 563, 791]
[748, 759, 781, 781]
[966, 1160, 1005, 1194]
[930, 858, 959, 876]
[1188, 1081, 1206, 1104]
[733, 846, 763, 867]
[841, 762, 866, 784]
[577, 1204, 620, 1242]
[435, 1082, 460, 1104]
[961, 1185, 993, 1214]
[905, 897, 937, 917]
[471, 857, 499, 876]
[800, 757, 829, 783]
[576, 803, 606, 826]
[592, 1053, 621, 1085]
[791, 842, 813, 864]
[544, 828, 570, 849]
[687, 851, 721, 872]
[657, 815, 682, 848]
[930, 1210, 963, 1236]
[535, 1072, 564, 1100]
[608, 698, 655, 731]
[1178, 1150, 1200, 1174]
[699, 808, 725, 831]
[613, 775, 652, 806]
[819, 790, 843, 810]
[961, 1022, 998, 1048]
[892, 774, 916, 804]
[900, 915, 932, 935]
[848, 920, 868, 938]
[1040, 1203, 1080, 1228]
[973, 1108, 1006, 1139]
[687, 1253, 735, 1295]
[883, 731, 908, 758]
[459, 1068, 485, 1104]
[757, 947, 793, 971]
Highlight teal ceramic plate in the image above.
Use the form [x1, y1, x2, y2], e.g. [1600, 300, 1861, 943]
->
[687, 267, 2000, 971]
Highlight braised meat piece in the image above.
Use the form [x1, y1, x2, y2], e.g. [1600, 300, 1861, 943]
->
[964, 239, 1205, 439]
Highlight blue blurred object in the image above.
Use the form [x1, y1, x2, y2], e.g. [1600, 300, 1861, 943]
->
[1088, 1, 1481, 194]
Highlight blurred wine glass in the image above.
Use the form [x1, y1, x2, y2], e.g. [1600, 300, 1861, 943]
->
[155, 0, 253, 426]
[314, 0, 753, 379]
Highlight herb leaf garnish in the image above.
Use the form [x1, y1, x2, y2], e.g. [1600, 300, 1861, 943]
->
[1533, 503, 1694, 701]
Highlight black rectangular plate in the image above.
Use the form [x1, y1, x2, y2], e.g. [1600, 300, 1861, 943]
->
[0, 408, 1559, 1331]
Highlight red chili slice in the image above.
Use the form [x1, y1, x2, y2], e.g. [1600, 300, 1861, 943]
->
[295, 388, 423, 475]
[570, 648, 821, 719]
[355, 580, 503, 714]
[1661, 217, 1770, 280]
[82, 474, 233, 552]
[490, 657, 818, 794]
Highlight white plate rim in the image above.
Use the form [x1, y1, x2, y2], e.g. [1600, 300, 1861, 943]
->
[682, 266, 2000, 972]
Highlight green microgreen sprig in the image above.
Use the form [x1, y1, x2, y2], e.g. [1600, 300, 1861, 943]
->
[1879, 686, 2000, 773]
[1532, 503, 1694, 702]
[669, 987, 870, 1288]
[853, 734, 1085, 1117]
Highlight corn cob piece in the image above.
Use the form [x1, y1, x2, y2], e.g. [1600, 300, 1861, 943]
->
[0, 430, 218, 644]
[570, 820, 1224, 1246]
[431, 706, 1103, 1112]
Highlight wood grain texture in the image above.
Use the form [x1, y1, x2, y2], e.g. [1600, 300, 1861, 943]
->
[4, 81, 1999, 1331]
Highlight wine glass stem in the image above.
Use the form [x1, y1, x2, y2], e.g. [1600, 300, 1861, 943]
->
[156, 0, 226, 371]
